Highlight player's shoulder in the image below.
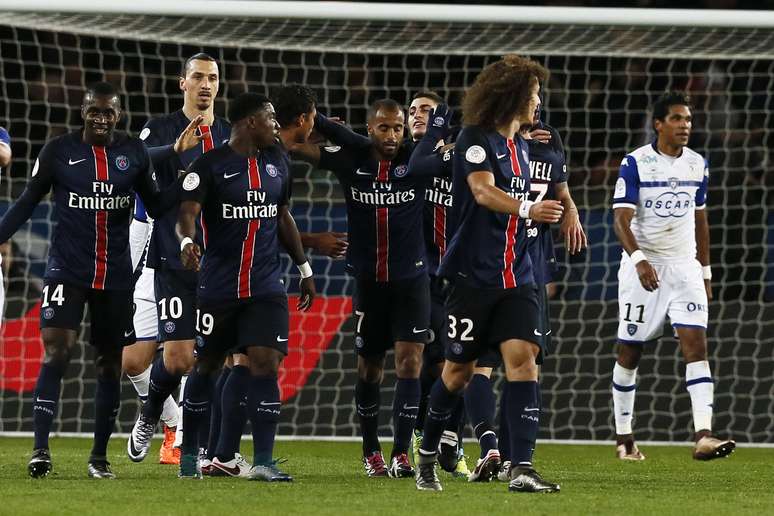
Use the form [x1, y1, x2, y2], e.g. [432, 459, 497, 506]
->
[0, 126, 9, 145]
[140, 111, 184, 141]
[681, 146, 706, 164]
[42, 130, 78, 155]
[541, 124, 565, 154]
[621, 143, 655, 169]
[457, 124, 489, 143]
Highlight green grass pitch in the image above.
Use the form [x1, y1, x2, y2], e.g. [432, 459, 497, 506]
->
[1, 437, 772, 516]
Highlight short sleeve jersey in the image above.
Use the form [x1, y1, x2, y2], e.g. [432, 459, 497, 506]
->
[180, 144, 291, 303]
[612, 142, 708, 263]
[439, 126, 534, 289]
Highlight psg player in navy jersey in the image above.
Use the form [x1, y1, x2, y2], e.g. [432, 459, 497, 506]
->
[0, 82, 176, 479]
[291, 99, 448, 479]
[405, 91, 469, 477]
[469, 107, 587, 482]
[176, 93, 315, 481]
[415, 56, 563, 493]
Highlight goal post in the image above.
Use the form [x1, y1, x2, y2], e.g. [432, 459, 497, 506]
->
[1, 1, 773, 444]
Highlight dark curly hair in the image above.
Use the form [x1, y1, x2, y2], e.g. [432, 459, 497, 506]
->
[461, 55, 548, 131]
[652, 91, 691, 129]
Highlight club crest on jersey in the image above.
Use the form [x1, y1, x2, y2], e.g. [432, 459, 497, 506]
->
[266, 164, 279, 177]
[627, 324, 637, 336]
[394, 164, 408, 177]
[115, 155, 129, 171]
[669, 177, 679, 190]
[43, 307, 55, 320]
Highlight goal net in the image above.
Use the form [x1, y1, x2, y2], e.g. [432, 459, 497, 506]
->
[1, 2, 773, 444]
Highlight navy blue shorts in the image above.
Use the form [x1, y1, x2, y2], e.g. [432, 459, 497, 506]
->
[154, 267, 198, 342]
[40, 280, 133, 349]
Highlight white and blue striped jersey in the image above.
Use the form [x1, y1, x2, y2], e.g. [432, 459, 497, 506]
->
[612, 142, 708, 263]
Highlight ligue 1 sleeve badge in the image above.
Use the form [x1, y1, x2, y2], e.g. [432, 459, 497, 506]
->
[115, 155, 129, 171]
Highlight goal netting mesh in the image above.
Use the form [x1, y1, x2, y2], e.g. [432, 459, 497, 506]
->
[1, 7, 773, 444]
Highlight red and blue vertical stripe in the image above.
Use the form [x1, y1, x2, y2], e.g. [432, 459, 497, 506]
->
[91, 146, 109, 289]
[375, 160, 390, 282]
[502, 138, 521, 289]
[237, 157, 261, 298]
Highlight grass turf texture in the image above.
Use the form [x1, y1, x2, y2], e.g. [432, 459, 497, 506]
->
[1, 437, 771, 516]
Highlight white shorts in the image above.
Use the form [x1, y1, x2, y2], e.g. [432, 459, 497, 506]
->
[617, 256, 708, 343]
[133, 265, 158, 340]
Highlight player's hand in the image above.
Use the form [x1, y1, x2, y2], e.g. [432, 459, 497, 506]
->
[636, 260, 659, 291]
[313, 232, 348, 259]
[297, 277, 316, 312]
[180, 242, 201, 272]
[173, 115, 205, 154]
[429, 104, 452, 132]
[529, 128, 552, 144]
[528, 200, 564, 223]
[704, 279, 713, 300]
[560, 208, 587, 255]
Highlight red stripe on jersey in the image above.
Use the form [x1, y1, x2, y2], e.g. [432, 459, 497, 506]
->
[375, 160, 390, 281]
[434, 204, 447, 259]
[237, 157, 262, 298]
[502, 138, 521, 288]
[91, 146, 109, 289]
[200, 125, 215, 153]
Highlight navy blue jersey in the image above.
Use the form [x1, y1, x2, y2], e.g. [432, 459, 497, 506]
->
[439, 126, 533, 289]
[180, 144, 291, 303]
[141, 110, 230, 270]
[525, 125, 568, 285]
[0, 130, 164, 290]
[416, 143, 454, 276]
[319, 141, 427, 282]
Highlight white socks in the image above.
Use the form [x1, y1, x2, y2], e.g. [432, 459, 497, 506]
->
[173, 374, 188, 448]
[612, 363, 637, 436]
[127, 365, 180, 428]
[127, 366, 151, 398]
[686, 360, 714, 433]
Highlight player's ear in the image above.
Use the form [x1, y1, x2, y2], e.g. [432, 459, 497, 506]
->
[178, 76, 186, 92]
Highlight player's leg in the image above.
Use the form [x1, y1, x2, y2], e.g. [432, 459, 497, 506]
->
[179, 304, 232, 478]
[353, 278, 391, 477]
[669, 262, 734, 460]
[28, 282, 85, 478]
[500, 337, 558, 493]
[388, 340, 422, 478]
[86, 288, 135, 479]
[415, 280, 487, 491]
[132, 269, 197, 462]
[612, 259, 665, 460]
[465, 362, 500, 482]
[209, 353, 251, 477]
[241, 297, 291, 482]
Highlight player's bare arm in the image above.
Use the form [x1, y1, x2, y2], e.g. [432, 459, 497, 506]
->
[467, 170, 563, 223]
[278, 206, 316, 312]
[695, 208, 712, 300]
[300, 231, 348, 259]
[555, 182, 587, 254]
[176, 199, 201, 272]
[613, 207, 658, 291]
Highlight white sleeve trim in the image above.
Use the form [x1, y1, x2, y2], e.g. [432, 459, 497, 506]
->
[612, 202, 637, 210]
[695, 204, 706, 210]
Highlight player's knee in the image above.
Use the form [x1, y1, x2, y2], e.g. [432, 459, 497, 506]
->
[248, 348, 283, 377]
[122, 351, 148, 376]
[163, 342, 195, 375]
[440, 362, 474, 393]
[395, 353, 421, 378]
[41, 335, 74, 370]
[357, 354, 385, 383]
[617, 343, 642, 369]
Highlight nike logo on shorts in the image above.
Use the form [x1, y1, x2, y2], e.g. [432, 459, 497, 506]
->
[412, 328, 427, 334]
[276, 336, 288, 342]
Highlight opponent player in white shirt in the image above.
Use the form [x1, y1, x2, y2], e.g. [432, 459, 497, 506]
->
[611, 92, 734, 462]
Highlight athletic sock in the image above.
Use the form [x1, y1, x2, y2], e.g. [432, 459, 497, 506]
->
[392, 378, 420, 456]
[174, 374, 188, 447]
[506, 381, 539, 467]
[416, 365, 436, 433]
[465, 373, 498, 458]
[127, 365, 151, 403]
[207, 367, 230, 460]
[355, 379, 381, 456]
[215, 366, 250, 461]
[143, 356, 182, 422]
[90, 375, 120, 461]
[686, 360, 714, 433]
[32, 363, 65, 450]
[419, 379, 460, 458]
[248, 375, 280, 466]
[181, 370, 213, 457]
[498, 384, 511, 461]
[160, 395, 179, 428]
[612, 363, 637, 435]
